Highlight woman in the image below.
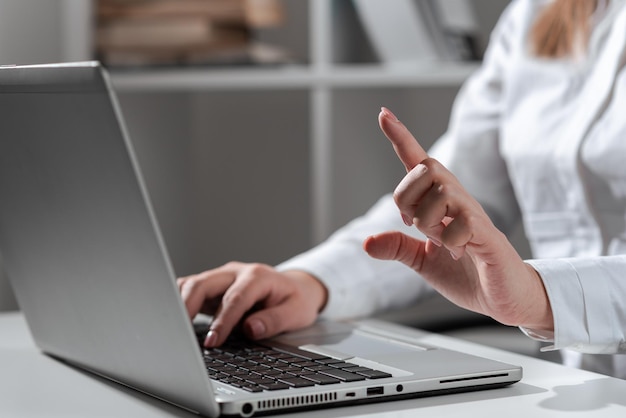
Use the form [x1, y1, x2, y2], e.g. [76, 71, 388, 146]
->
[178, 0, 626, 378]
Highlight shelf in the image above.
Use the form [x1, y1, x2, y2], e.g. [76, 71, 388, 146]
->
[109, 62, 478, 92]
[109, 65, 315, 92]
[323, 63, 479, 88]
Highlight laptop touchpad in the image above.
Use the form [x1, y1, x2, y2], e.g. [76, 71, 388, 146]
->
[299, 331, 427, 361]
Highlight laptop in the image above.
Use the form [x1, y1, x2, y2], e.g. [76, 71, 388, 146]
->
[0, 61, 521, 417]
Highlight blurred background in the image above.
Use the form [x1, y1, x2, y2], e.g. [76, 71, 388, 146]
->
[0, 0, 547, 359]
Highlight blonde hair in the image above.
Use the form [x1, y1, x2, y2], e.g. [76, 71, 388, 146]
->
[531, 0, 598, 58]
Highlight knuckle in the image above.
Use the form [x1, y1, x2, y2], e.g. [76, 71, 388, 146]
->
[247, 264, 278, 286]
[223, 289, 246, 306]
[182, 276, 202, 292]
[464, 213, 480, 229]
[421, 157, 439, 171]
[393, 184, 409, 206]
[246, 263, 270, 276]
[224, 261, 243, 270]
[412, 215, 426, 230]
[434, 182, 451, 197]
[397, 234, 422, 268]
[392, 188, 402, 205]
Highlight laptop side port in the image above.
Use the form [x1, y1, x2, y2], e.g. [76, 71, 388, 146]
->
[367, 386, 384, 396]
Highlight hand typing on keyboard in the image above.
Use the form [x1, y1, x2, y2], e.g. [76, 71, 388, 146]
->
[177, 263, 328, 348]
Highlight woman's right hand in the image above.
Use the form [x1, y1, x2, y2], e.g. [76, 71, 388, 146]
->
[364, 107, 553, 332]
[177, 262, 328, 347]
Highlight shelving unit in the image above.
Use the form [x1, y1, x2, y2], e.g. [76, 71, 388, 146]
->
[0, 0, 505, 278]
[100, 0, 494, 275]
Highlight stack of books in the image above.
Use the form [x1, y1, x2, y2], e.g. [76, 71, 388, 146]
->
[95, 0, 287, 67]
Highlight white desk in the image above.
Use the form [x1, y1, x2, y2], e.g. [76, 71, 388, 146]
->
[2, 311, 625, 417]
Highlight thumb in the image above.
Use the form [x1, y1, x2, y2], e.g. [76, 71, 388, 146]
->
[379, 107, 429, 172]
[363, 231, 427, 272]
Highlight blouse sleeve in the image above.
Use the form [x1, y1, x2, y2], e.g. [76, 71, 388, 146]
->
[276, 194, 435, 319]
[524, 256, 626, 354]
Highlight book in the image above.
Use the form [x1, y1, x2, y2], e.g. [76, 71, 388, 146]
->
[97, 0, 283, 28]
[98, 0, 244, 22]
[100, 42, 291, 67]
[97, 18, 222, 50]
[95, 0, 287, 67]
[243, 0, 285, 28]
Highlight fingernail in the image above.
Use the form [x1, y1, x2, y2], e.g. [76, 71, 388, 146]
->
[401, 213, 413, 227]
[380, 106, 400, 122]
[415, 163, 428, 174]
[204, 329, 218, 347]
[450, 251, 460, 261]
[247, 319, 266, 339]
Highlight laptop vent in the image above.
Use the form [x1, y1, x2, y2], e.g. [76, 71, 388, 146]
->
[256, 392, 338, 411]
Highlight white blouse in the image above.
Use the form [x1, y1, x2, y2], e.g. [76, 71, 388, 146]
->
[278, 0, 626, 378]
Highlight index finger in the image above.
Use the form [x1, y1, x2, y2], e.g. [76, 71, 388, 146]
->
[379, 107, 429, 172]
[208, 270, 275, 347]
[179, 270, 236, 319]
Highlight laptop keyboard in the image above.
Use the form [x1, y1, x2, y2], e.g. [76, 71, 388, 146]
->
[196, 326, 392, 392]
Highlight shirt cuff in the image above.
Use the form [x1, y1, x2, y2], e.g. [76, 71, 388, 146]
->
[525, 258, 621, 353]
[518, 326, 556, 352]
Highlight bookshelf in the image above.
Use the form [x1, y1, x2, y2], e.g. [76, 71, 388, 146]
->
[0, 0, 506, 277]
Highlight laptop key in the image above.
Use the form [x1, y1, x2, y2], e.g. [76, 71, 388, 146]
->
[263, 342, 330, 361]
[240, 385, 264, 393]
[261, 368, 283, 376]
[301, 373, 342, 385]
[326, 361, 355, 369]
[291, 360, 319, 368]
[319, 369, 366, 382]
[259, 382, 290, 391]
[245, 377, 276, 386]
[315, 358, 345, 365]
[230, 370, 254, 378]
[273, 364, 304, 373]
[277, 377, 317, 388]
[346, 367, 393, 379]
[303, 364, 333, 372]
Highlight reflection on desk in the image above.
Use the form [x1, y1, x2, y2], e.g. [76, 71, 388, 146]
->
[1, 312, 625, 418]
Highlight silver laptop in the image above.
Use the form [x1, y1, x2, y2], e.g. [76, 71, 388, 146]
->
[0, 62, 521, 417]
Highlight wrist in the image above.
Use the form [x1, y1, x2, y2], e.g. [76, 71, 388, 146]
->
[521, 263, 554, 332]
[283, 270, 329, 313]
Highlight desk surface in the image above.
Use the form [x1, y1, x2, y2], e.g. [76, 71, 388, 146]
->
[2, 311, 626, 417]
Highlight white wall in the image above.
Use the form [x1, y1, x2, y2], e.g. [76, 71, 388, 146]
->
[0, 0, 64, 64]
